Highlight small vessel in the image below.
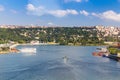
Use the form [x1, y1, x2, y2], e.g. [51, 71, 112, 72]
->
[96, 47, 108, 52]
[19, 48, 36, 53]
[92, 47, 109, 57]
[92, 52, 104, 56]
[62, 56, 68, 63]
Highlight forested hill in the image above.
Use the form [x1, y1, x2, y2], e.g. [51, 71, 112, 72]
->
[0, 27, 109, 45]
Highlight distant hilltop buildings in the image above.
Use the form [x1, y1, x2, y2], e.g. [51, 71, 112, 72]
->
[0, 25, 57, 29]
[96, 25, 120, 37]
[0, 25, 120, 43]
[0, 25, 120, 36]
[0, 24, 119, 29]
[0, 25, 42, 28]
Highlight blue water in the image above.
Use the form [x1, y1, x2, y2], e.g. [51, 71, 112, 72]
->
[0, 45, 120, 80]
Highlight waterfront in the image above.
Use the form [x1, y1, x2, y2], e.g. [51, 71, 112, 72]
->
[0, 45, 120, 80]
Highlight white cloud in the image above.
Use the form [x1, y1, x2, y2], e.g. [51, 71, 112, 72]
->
[49, 9, 78, 17]
[91, 12, 98, 17]
[75, 0, 82, 2]
[92, 10, 120, 22]
[0, 5, 4, 11]
[80, 10, 89, 16]
[26, 4, 78, 17]
[67, 9, 79, 15]
[26, 4, 35, 11]
[26, 4, 46, 16]
[64, 0, 88, 3]
[48, 10, 68, 17]
[10, 10, 17, 14]
[48, 22, 54, 25]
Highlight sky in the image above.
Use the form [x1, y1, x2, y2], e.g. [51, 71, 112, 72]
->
[0, 0, 120, 26]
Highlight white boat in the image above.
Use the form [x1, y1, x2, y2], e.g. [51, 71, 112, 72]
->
[96, 47, 108, 52]
[19, 48, 36, 53]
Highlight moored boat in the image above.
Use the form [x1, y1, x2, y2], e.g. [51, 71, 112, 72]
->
[92, 47, 109, 57]
[19, 48, 36, 53]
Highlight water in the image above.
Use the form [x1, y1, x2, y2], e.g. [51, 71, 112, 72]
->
[0, 45, 120, 80]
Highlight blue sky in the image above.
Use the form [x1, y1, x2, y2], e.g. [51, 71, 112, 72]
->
[0, 0, 120, 26]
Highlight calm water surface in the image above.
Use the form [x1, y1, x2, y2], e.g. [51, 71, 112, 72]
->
[0, 45, 120, 80]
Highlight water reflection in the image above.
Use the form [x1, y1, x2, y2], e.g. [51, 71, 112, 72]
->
[22, 53, 36, 56]
[1, 58, 120, 80]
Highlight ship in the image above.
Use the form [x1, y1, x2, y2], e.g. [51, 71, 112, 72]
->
[19, 48, 36, 53]
[92, 47, 109, 57]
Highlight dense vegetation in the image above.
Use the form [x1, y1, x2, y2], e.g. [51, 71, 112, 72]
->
[0, 27, 105, 45]
[108, 47, 120, 55]
[0, 47, 9, 51]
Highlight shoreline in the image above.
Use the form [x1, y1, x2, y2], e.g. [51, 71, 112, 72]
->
[17, 43, 59, 46]
[0, 43, 59, 54]
[0, 51, 10, 54]
[0, 43, 107, 54]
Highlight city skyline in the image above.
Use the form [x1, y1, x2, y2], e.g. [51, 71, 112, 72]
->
[0, 0, 120, 26]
